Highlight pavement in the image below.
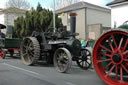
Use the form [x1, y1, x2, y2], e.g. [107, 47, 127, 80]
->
[0, 56, 107, 85]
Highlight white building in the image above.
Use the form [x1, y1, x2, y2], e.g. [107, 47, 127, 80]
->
[56, 1, 111, 40]
[107, 0, 128, 28]
[0, 7, 26, 33]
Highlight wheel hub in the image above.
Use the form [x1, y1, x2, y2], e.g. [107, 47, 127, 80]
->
[60, 59, 64, 63]
[112, 54, 121, 64]
[82, 57, 87, 61]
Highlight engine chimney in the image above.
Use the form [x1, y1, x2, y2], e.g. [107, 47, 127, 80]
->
[70, 13, 77, 38]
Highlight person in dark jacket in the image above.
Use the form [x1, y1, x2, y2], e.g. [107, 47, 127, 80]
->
[0, 30, 5, 38]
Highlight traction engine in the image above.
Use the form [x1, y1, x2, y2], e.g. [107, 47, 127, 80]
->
[20, 13, 92, 73]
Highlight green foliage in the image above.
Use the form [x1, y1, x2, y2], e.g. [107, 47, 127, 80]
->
[13, 3, 63, 38]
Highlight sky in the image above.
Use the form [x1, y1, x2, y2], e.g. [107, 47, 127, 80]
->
[0, 0, 114, 9]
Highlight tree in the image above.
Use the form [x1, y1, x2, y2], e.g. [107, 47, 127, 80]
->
[13, 3, 63, 38]
[37, 3, 43, 12]
[6, 0, 30, 9]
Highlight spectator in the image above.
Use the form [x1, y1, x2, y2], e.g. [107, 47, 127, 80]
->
[0, 30, 5, 38]
[81, 39, 86, 48]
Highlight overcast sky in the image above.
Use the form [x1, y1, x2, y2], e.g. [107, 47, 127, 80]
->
[0, 0, 113, 9]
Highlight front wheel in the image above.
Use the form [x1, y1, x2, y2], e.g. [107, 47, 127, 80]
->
[0, 49, 6, 59]
[76, 48, 92, 70]
[93, 30, 128, 85]
[54, 48, 72, 73]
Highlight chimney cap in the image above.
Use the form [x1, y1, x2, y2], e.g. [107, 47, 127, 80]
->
[70, 13, 77, 16]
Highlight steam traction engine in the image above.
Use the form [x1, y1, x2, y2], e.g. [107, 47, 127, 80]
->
[20, 13, 92, 73]
[93, 21, 128, 85]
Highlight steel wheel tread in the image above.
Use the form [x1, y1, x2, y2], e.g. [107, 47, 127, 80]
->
[21, 37, 40, 66]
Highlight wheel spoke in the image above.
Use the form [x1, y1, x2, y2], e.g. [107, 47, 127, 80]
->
[111, 35, 117, 48]
[121, 64, 128, 73]
[23, 46, 27, 50]
[29, 56, 33, 62]
[118, 37, 124, 49]
[120, 67, 123, 82]
[29, 51, 34, 56]
[23, 41, 28, 47]
[27, 39, 31, 46]
[82, 61, 84, 67]
[97, 59, 111, 63]
[86, 61, 90, 65]
[61, 64, 65, 70]
[100, 44, 112, 53]
[105, 65, 115, 77]
[102, 52, 112, 58]
[124, 59, 128, 62]
[59, 64, 63, 71]
[123, 39, 128, 51]
[85, 61, 87, 67]
[108, 39, 114, 52]
[103, 61, 112, 70]
[123, 50, 128, 55]
[28, 47, 34, 51]
[63, 59, 68, 64]
[79, 60, 83, 63]
[23, 53, 27, 57]
[86, 54, 91, 56]
[28, 42, 33, 48]
[115, 65, 118, 81]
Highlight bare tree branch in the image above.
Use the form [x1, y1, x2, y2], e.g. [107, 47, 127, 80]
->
[6, 0, 30, 9]
[55, 0, 80, 9]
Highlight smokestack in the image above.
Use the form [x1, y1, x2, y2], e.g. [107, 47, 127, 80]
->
[70, 13, 77, 38]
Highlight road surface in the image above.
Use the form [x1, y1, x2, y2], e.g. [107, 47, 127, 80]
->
[0, 57, 106, 85]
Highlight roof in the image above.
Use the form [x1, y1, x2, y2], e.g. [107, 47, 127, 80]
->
[0, 24, 6, 29]
[3, 7, 27, 11]
[107, 0, 128, 6]
[0, 7, 27, 13]
[56, 1, 110, 14]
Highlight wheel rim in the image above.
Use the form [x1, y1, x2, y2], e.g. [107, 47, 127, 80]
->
[54, 48, 72, 73]
[93, 30, 128, 85]
[21, 37, 40, 65]
[0, 50, 4, 59]
[77, 48, 92, 69]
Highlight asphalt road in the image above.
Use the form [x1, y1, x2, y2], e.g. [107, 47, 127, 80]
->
[0, 57, 107, 85]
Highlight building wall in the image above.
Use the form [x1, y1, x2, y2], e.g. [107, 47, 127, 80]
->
[59, 8, 111, 40]
[0, 14, 5, 24]
[61, 12, 68, 27]
[4, 13, 25, 26]
[111, 3, 128, 28]
[87, 8, 111, 27]
[88, 24, 102, 40]
[76, 8, 85, 39]
[0, 8, 26, 34]
[0, 14, 6, 33]
[60, 8, 86, 39]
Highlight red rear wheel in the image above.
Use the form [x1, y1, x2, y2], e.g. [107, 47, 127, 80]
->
[93, 30, 128, 85]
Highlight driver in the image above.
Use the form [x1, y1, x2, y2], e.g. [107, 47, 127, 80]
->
[0, 30, 5, 38]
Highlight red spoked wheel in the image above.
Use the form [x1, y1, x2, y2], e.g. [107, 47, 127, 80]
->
[93, 30, 128, 85]
[0, 50, 3, 58]
[0, 49, 6, 59]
